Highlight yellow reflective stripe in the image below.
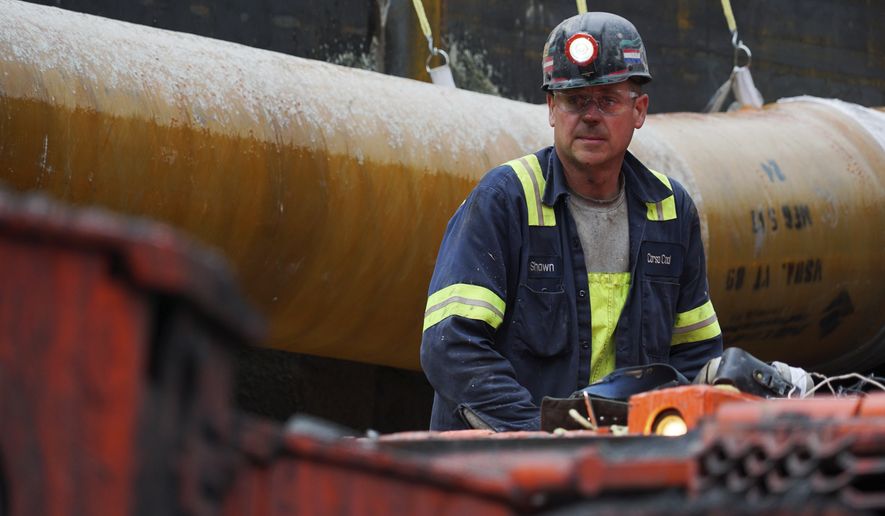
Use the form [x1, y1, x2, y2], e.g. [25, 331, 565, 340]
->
[674, 299, 715, 327]
[506, 154, 556, 227]
[588, 272, 631, 383]
[671, 300, 722, 345]
[645, 196, 677, 221]
[645, 169, 677, 221]
[423, 283, 506, 331]
[648, 169, 673, 191]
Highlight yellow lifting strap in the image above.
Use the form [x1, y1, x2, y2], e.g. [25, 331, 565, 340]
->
[409, 0, 455, 87]
[576, 0, 588, 14]
[718, 0, 751, 65]
[720, 0, 738, 35]
[410, 0, 434, 49]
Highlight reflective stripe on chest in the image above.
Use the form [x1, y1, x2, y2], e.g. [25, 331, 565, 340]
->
[645, 169, 677, 221]
[506, 154, 557, 227]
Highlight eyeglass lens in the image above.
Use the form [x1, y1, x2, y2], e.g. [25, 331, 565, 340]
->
[555, 91, 637, 115]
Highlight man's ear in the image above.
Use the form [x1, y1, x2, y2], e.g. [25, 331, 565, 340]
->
[546, 93, 555, 127]
[633, 93, 649, 129]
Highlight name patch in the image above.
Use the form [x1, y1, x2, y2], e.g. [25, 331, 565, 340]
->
[640, 242, 684, 277]
[527, 255, 562, 279]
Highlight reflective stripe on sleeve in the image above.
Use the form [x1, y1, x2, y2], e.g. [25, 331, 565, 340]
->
[423, 283, 506, 332]
[671, 299, 722, 345]
[506, 154, 556, 227]
[645, 169, 677, 221]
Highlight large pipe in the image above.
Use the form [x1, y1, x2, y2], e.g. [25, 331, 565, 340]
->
[631, 100, 885, 373]
[1, 1, 883, 373]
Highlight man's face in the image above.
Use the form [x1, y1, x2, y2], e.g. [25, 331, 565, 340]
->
[546, 82, 649, 174]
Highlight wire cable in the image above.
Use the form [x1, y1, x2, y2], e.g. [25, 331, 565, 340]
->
[804, 372, 885, 398]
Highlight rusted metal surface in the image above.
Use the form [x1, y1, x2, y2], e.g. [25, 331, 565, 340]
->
[1, 1, 884, 375]
[0, 188, 263, 516]
[225, 418, 697, 515]
[223, 396, 885, 515]
[694, 394, 885, 512]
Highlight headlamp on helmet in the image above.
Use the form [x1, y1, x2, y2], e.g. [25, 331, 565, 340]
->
[565, 33, 599, 66]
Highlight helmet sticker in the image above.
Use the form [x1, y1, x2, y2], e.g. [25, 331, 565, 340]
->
[619, 38, 643, 64]
[623, 48, 642, 64]
[565, 33, 599, 66]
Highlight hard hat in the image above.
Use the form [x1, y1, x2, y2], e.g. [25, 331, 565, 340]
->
[541, 12, 652, 91]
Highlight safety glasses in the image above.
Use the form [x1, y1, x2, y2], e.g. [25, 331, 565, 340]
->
[552, 90, 640, 116]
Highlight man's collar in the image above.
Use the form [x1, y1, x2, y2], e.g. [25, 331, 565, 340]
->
[542, 149, 571, 206]
[542, 148, 673, 206]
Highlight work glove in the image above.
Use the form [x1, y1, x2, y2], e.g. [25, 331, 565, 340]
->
[693, 347, 814, 398]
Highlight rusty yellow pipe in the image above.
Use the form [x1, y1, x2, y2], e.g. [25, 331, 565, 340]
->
[630, 100, 885, 372]
[1, 2, 883, 373]
[0, 0, 551, 371]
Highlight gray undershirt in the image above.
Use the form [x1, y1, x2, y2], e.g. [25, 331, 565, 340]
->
[566, 178, 630, 274]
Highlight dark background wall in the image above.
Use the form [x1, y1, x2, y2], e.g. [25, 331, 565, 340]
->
[442, 0, 884, 109]
[25, 0, 885, 112]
